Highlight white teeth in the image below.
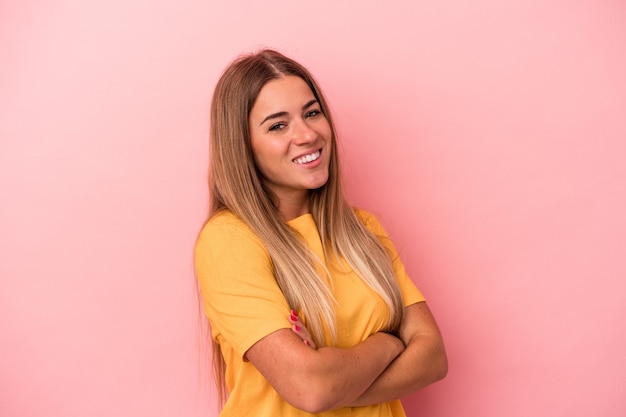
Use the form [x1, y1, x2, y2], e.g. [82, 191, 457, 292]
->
[294, 150, 320, 164]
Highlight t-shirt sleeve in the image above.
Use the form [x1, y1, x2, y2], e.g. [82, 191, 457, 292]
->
[194, 216, 291, 359]
[357, 210, 426, 307]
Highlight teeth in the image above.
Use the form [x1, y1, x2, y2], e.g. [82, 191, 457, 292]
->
[294, 150, 320, 164]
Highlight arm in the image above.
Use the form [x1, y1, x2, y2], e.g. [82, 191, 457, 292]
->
[288, 302, 447, 406]
[245, 326, 405, 413]
[349, 301, 448, 406]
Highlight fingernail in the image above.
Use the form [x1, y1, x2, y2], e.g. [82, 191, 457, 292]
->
[290, 315, 297, 321]
[304, 340, 310, 346]
[290, 309, 298, 317]
[294, 325, 300, 332]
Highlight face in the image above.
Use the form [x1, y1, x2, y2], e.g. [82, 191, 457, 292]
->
[249, 75, 333, 210]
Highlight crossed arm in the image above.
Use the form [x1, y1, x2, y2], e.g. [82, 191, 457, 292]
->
[244, 301, 447, 413]
[348, 302, 448, 406]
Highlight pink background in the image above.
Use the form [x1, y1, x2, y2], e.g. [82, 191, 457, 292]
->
[2, 1, 625, 416]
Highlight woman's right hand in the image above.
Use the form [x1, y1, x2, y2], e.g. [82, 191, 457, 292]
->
[288, 309, 317, 349]
[289, 309, 405, 357]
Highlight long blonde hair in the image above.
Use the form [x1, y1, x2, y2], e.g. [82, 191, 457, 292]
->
[199, 49, 404, 405]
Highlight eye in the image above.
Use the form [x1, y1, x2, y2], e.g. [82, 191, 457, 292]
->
[305, 109, 322, 119]
[268, 122, 287, 132]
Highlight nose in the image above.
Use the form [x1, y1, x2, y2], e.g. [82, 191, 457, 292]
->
[292, 119, 317, 145]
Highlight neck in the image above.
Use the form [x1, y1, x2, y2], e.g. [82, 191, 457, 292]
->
[276, 192, 310, 221]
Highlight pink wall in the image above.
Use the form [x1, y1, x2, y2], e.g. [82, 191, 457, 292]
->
[2, 1, 625, 416]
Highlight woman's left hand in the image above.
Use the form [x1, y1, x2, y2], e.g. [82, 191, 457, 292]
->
[288, 309, 317, 349]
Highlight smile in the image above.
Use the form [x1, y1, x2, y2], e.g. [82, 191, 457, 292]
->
[293, 150, 321, 165]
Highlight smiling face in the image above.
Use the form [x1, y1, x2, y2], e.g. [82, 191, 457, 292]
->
[248, 75, 333, 219]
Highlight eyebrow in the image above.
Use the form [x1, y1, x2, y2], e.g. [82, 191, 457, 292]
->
[259, 99, 319, 126]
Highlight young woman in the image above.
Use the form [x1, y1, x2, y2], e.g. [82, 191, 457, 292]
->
[195, 49, 447, 416]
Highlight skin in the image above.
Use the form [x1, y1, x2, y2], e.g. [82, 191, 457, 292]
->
[289, 303, 448, 407]
[245, 75, 448, 412]
[248, 75, 332, 221]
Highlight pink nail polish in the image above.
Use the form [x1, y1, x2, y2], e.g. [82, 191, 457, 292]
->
[294, 325, 300, 332]
[290, 314, 297, 321]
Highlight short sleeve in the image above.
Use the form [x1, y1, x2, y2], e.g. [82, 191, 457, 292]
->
[356, 210, 426, 307]
[194, 213, 291, 359]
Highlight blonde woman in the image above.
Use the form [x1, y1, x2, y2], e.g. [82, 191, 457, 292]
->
[195, 49, 447, 416]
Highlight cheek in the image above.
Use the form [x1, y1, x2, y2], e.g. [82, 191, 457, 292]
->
[253, 142, 279, 163]
[322, 121, 333, 143]
[249, 144, 268, 177]
[251, 142, 284, 177]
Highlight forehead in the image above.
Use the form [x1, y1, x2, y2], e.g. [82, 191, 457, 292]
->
[251, 76, 316, 113]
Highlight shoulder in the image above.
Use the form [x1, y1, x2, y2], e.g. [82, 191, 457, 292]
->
[196, 210, 267, 254]
[353, 208, 376, 224]
[353, 208, 388, 236]
[205, 209, 247, 228]
[200, 210, 254, 236]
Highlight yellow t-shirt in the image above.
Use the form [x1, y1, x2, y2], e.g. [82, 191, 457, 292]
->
[195, 209, 425, 416]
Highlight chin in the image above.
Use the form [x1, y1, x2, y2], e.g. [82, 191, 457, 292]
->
[308, 178, 330, 191]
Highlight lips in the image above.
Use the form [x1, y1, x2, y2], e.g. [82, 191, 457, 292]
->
[293, 149, 321, 165]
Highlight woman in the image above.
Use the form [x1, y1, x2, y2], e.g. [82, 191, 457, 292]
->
[195, 49, 447, 416]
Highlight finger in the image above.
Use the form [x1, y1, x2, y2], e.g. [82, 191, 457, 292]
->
[288, 312, 316, 349]
[289, 312, 299, 324]
[288, 313, 308, 332]
[291, 324, 316, 349]
[288, 313, 306, 340]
